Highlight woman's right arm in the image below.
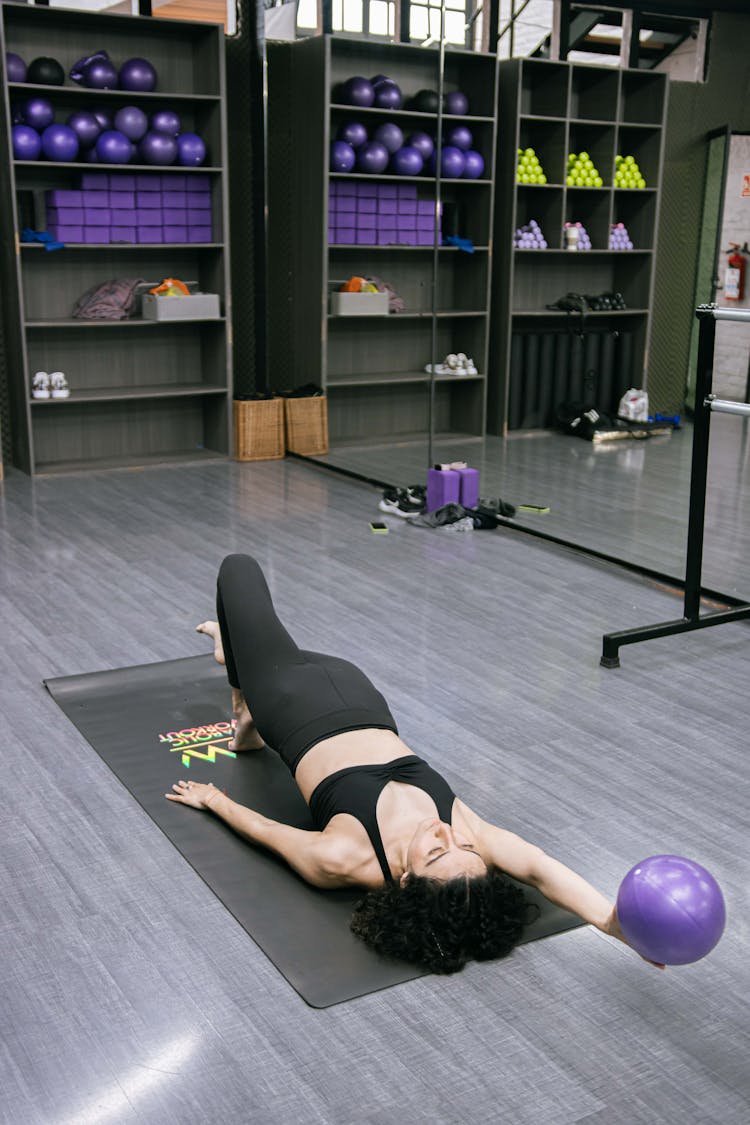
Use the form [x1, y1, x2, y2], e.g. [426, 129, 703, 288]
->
[166, 780, 348, 888]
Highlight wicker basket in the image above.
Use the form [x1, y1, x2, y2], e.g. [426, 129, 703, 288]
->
[233, 398, 285, 462]
[284, 395, 329, 455]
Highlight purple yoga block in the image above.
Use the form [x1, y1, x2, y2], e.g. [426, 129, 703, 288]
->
[188, 226, 212, 242]
[378, 199, 398, 215]
[378, 228, 398, 245]
[357, 213, 377, 230]
[186, 189, 211, 207]
[78, 173, 108, 189]
[378, 184, 398, 199]
[108, 173, 135, 190]
[167, 208, 187, 225]
[417, 231, 434, 246]
[457, 467, 479, 508]
[136, 191, 161, 208]
[163, 190, 187, 208]
[111, 208, 136, 224]
[357, 183, 378, 198]
[186, 173, 210, 189]
[337, 226, 355, 244]
[399, 198, 418, 214]
[161, 173, 187, 190]
[427, 468, 460, 512]
[137, 227, 162, 243]
[397, 184, 418, 199]
[136, 209, 162, 227]
[358, 198, 377, 213]
[396, 216, 416, 232]
[328, 228, 338, 244]
[46, 189, 83, 207]
[81, 190, 108, 207]
[47, 207, 84, 225]
[416, 200, 434, 216]
[83, 227, 110, 244]
[328, 182, 339, 197]
[163, 225, 187, 242]
[416, 216, 436, 232]
[356, 231, 377, 245]
[84, 208, 110, 224]
[136, 173, 161, 189]
[110, 226, 136, 242]
[338, 182, 357, 197]
[47, 226, 83, 243]
[109, 190, 135, 208]
[187, 207, 212, 225]
[337, 197, 356, 213]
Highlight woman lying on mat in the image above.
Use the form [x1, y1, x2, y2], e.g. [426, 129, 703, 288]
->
[167, 554, 655, 975]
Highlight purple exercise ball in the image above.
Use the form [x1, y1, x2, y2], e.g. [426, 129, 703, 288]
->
[370, 74, 389, 86]
[356, 140, 389, 174]
[176, 132, 206, 167]
[372, 80, 402, 110]
[373, 122, 404, 154]
[96, 129, 133, 164]
[120, 57, 157, 93]
[20, 96, 54, 131]
[41, 123, 80, 163]
[444, 90, 469, 115]
[151, 109, 182, 136]
[428, 145, 466, 179]
[616, 855, 726, 966]
[341, 76, 375, 108]
[6, 52, 27, 83]
[337, 121, 368, 149]
[12, 124, 42, 161]
[140, 130, 179, 165]
[446, 124, 473, 152]
[86, 58, 119, 90]
[66, 110, 102, 149]
[462, 149, 485, 179]
[408, 131, 434, 160]
[92, 108, 114, 132]
[390, 145, 423, 176]
[114, 105, 149, 142]
[330, 140, 356, 173]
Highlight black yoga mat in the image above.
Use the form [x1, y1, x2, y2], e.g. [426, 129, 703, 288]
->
[45, 655, 584, 1008]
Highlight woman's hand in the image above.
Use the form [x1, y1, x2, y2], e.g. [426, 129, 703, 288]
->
[165, 779, 223, 810]
[603, 906, 666, 970]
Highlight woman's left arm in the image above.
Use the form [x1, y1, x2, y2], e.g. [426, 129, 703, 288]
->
[166, 780, 347, 889]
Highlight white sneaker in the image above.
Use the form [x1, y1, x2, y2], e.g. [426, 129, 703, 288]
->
[49, 371, 70, 399]
[32, 371, 50, 399]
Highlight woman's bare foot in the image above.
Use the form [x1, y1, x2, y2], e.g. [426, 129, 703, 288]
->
[196, 620, 225, 666]
[230, 688, 265, 752]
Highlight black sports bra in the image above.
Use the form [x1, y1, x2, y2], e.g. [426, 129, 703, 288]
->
[308, 754, 456, 883]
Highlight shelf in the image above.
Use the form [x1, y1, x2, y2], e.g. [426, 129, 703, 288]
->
[34, 448, 226, 476]
[30, 384, 228, 405]
[511, 308, 649, 317]
[14, 161, 221, 173]
[327, 310, 487, 320]
[326, 370, 485, 388]
[520, 114, 567, 123]
[514, 249, 653, 255]
[330, 103, 494, 124]
[7, 82, 220, 104]
[330, 173, 491, 185]
[329, 244, 489, 252]
[25, 318, 225, 328]
[21, 242, 223, 251]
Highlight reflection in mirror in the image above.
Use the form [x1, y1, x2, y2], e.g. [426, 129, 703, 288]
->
[45, 0, 237, 34]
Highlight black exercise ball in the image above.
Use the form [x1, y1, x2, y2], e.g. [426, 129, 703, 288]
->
[409, 89, 440, 113]
[27, 56, 65, 86]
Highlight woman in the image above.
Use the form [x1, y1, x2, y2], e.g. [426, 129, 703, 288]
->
[167, 554, 661, 974]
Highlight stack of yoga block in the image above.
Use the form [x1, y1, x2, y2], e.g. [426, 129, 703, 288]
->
[45, 171, 213, 244]
[328, 181, 439, 246]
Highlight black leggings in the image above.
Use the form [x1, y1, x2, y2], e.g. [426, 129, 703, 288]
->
[216, 554, 398, 774]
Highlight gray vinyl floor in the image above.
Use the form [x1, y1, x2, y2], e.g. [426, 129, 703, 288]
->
[1, 454, 749, 1125]
[313, 415, 750, 600]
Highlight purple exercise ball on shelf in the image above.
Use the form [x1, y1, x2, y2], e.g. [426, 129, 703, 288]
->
[92, 108, 114, 132]
[12, 124, 42, 161]
[373, 80, 402, 110]
[41, 123, 80, 163]
[330, 140, 356, 173]
[444, 90, 469, 115]
[356, 140, 389, 174]
[120, 57, 157, 93]
[428, 145, 466, 179]
[151, 109, 182, 136]
[462, 149, 485, 179]
[408, 131, 434, 160]
[445, 124, 473, 151]
[96, 129, 133, 164]
[114, 105, 149, 142]
[341, 76, 375, 108]
[66, 110, 102, 149]
[86, 58, 119, 90]
[373, 122, 404, 154]
[141, 130, 179, 165]
[616, 855, 726, 966]
[370, 74, 389, 86]
[337, 120, 368, 149]
[6, 52, 27, 83]
[390, 145, 423, 176]
[20, 96, 54, 131]
[176, 132, 206, 166]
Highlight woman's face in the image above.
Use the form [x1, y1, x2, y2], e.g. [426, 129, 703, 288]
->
[402, 818, 487, 884]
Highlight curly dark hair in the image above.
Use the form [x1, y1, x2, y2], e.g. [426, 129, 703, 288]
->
[350, 866, 538, 974]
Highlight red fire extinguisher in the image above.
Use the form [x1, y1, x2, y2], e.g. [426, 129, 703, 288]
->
[724, 243, 746, 301]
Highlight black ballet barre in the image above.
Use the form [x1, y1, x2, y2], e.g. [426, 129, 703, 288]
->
[601, 304, 750, 668]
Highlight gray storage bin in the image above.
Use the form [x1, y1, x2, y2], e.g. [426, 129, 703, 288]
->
[142, 293, 221, 320]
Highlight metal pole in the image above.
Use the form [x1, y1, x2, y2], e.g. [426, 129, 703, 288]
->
[706, 397, 750, 417]
[682, 305, 716, 620]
